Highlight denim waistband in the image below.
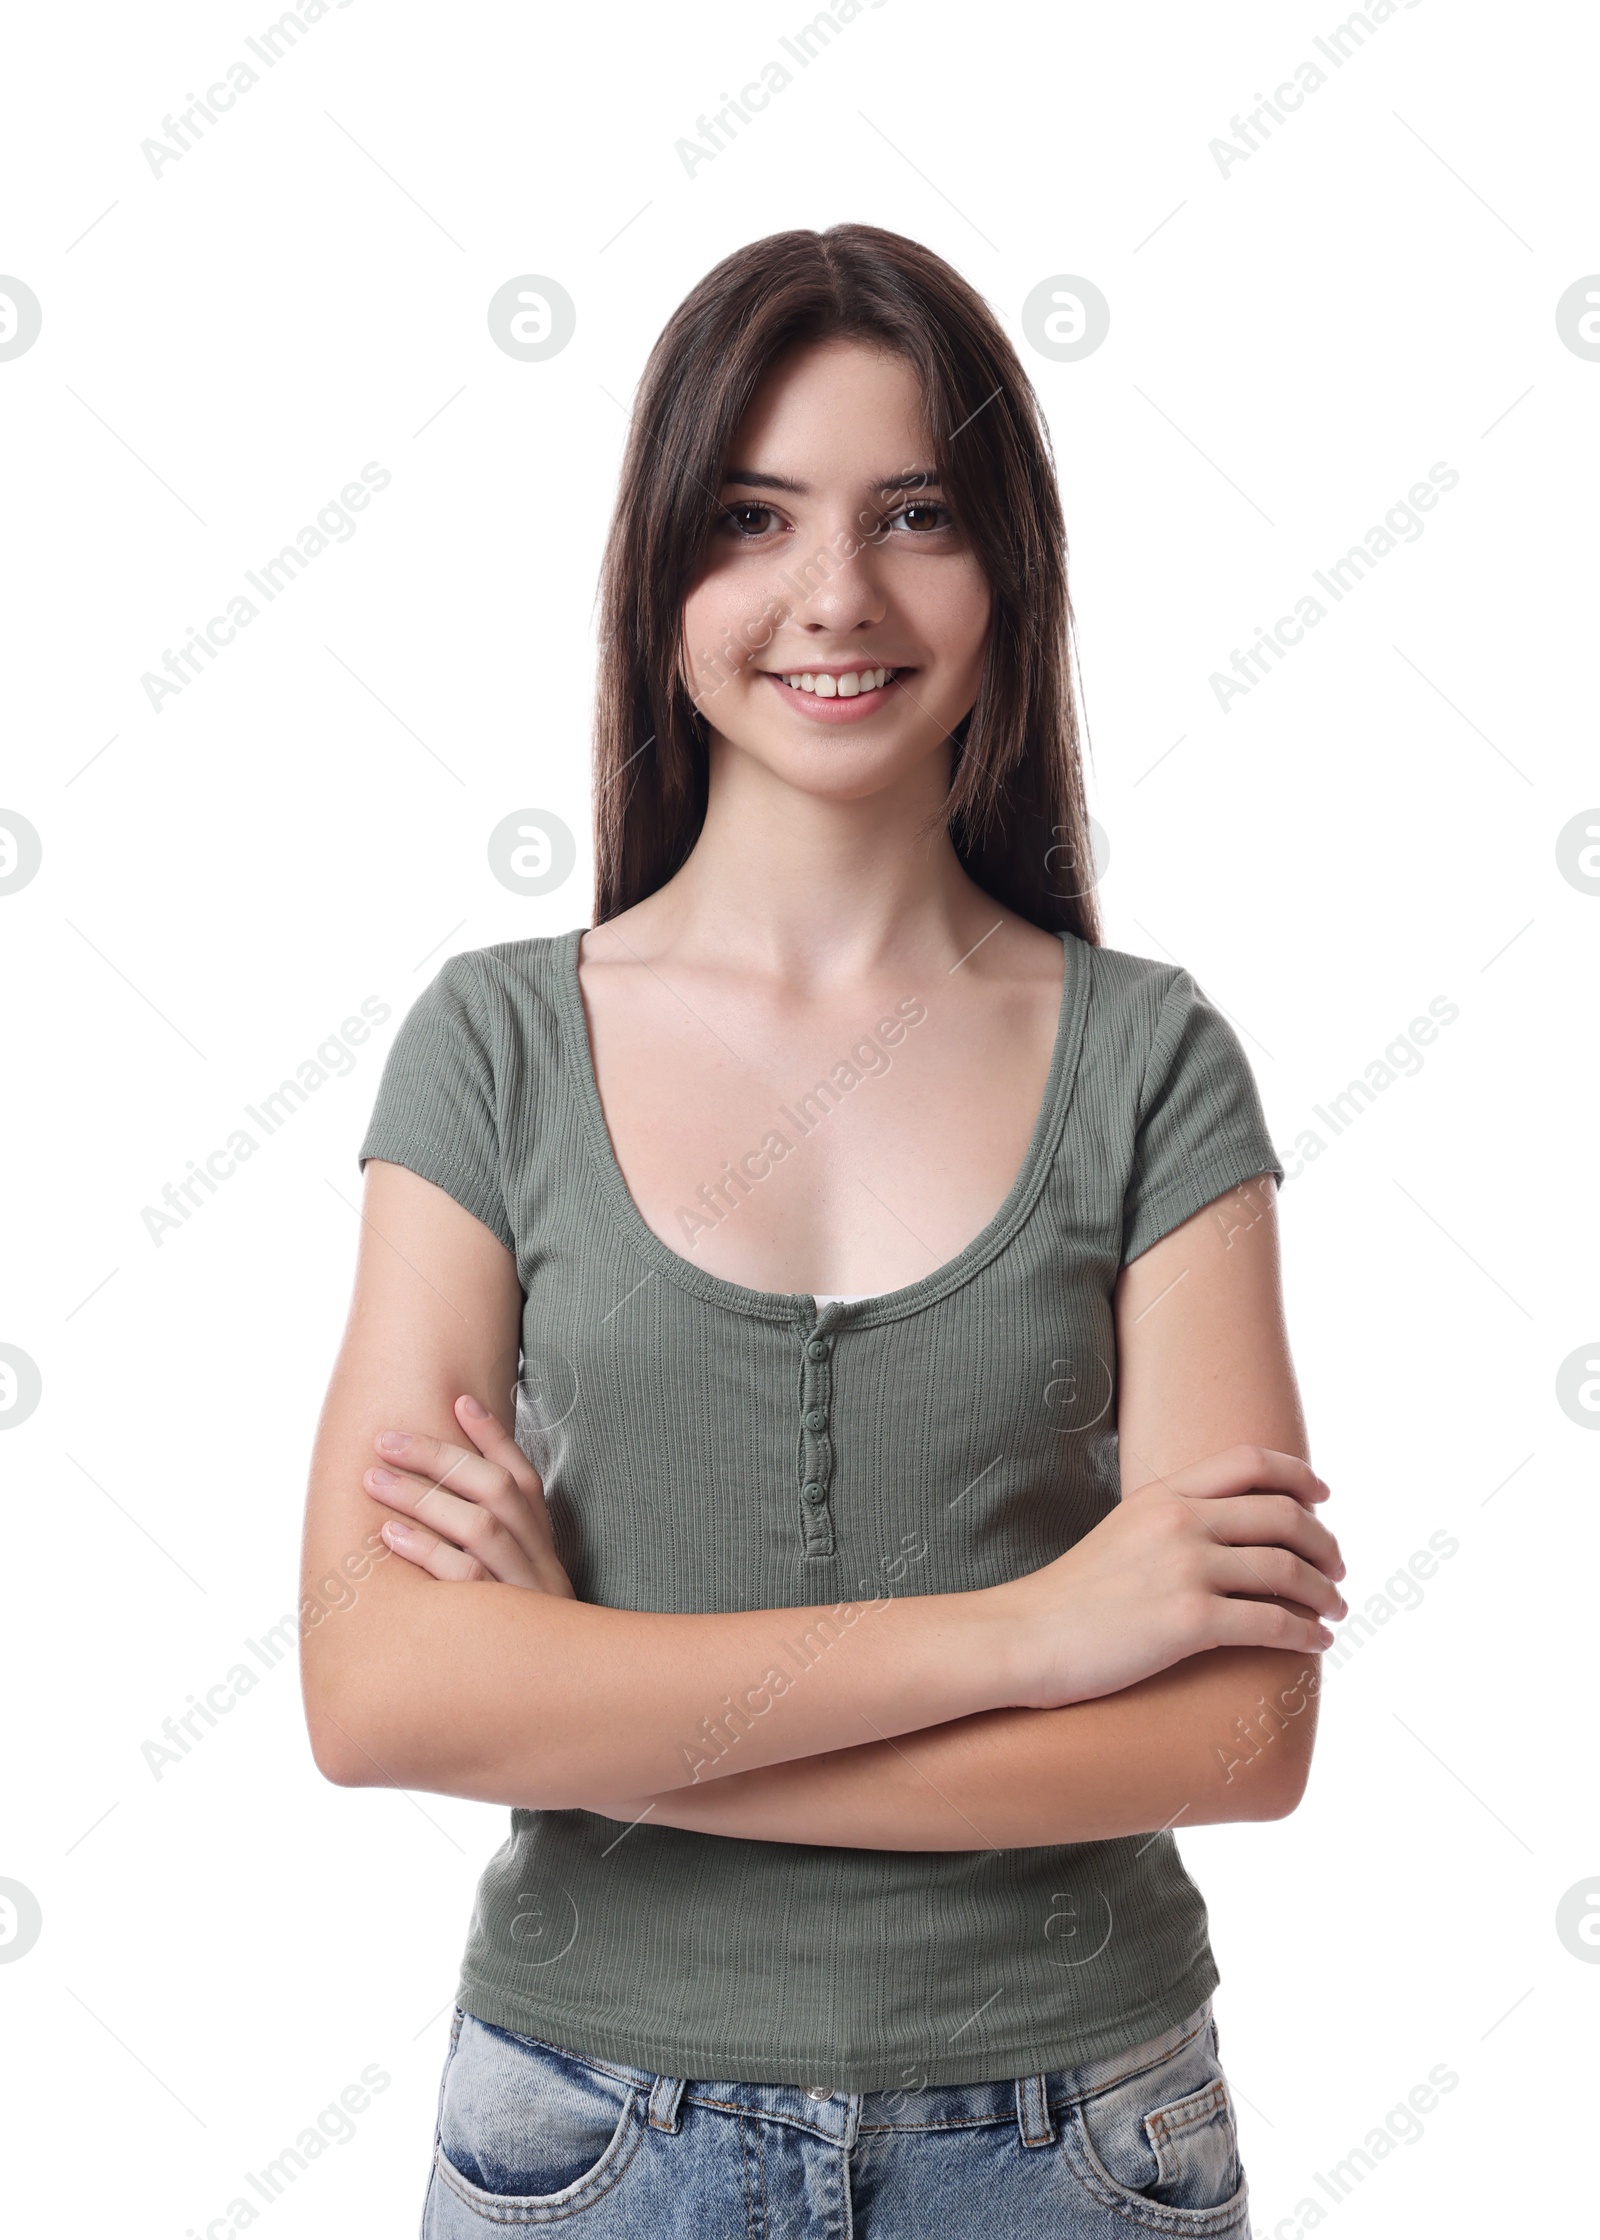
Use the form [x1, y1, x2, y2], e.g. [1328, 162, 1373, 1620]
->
[503, 1997, 1216, 2153]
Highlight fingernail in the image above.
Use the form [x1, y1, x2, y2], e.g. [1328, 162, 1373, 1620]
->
[382, 1519, 413, 1545]
[368, 1467, 399, 1489]
[377, 1431, 407, 1454]
[459, 1395, 489, 1419]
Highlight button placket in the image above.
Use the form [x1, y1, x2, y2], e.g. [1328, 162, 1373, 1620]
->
[796, 1314, 836, 1556]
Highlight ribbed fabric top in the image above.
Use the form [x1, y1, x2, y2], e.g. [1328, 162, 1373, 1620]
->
[356, 927, 1284, 2091]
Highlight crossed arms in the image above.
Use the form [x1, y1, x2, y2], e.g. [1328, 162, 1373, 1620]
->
[298, 1161, 1331, 1848]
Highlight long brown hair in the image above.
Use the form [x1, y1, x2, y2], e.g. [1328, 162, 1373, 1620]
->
[591, 223, 1101, 943]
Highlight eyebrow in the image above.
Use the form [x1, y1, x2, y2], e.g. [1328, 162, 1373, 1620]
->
[720, 467, 943, 495]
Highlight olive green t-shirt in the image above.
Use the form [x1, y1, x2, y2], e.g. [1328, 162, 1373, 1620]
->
[357, 926, 1283, 2091]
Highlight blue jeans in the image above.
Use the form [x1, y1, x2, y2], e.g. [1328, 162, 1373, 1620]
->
[420, 1996, 1250, 2235]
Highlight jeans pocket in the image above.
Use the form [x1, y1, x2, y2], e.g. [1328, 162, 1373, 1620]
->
[1064, 2014, 1248, 2231]
[434, 2012, 641, 2218]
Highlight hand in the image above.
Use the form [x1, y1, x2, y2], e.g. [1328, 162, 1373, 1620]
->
[989, 1444, 1346, 1710]
[363, 1395, 577, 1598]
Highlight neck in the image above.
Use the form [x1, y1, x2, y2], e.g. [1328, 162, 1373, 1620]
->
[633, 732, 1001, 987]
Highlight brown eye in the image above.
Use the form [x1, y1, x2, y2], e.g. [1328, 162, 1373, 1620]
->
[721, 503, 782, 538]
[890, 501, 954, 534]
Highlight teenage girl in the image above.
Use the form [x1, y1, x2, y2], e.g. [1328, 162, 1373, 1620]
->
[300, 223, 1345, 2238]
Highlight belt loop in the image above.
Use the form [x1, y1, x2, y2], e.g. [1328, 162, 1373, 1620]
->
[648, 2073, 687, 2132]
[1015, 2071, 1056, 2148]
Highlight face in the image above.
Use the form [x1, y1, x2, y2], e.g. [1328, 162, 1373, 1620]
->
[679, 337, 992, 803]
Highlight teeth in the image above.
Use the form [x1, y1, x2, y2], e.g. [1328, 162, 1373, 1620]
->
[780, 667, 895, 697]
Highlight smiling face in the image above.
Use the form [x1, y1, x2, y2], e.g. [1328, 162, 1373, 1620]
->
[679, 336, 993, 805]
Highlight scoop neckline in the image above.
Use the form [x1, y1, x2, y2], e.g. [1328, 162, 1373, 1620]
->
[552, 923, 1090, 1330]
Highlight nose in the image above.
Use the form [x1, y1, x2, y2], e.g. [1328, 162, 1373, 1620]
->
[785, 532, 889, 639]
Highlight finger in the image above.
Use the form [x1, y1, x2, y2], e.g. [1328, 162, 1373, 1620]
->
[368, 1432, 555, 1572]
[1155, 1445, 1330, 1510]
[379, 1516, 490, 1583]
[1204, 1592, 1335, 1656]
[455, 1395, 547, 1499]
[1207, 1544, 1348, 1621]
[364, 1468, 546, 1586]
[1193, 1491, 1345, 1580]
[372, 1428, 526, 1505]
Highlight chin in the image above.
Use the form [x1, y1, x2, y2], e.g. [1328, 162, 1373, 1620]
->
[736, 730, 948, 804]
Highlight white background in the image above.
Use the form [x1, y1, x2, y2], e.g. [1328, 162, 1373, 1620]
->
[2, 1, 1595, 2233]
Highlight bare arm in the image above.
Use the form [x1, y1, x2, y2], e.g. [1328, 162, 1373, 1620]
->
[588, 1172, 1327, 1845]
[586, 1648, 1319, 1848]
[298, 1160, 1024, 1806]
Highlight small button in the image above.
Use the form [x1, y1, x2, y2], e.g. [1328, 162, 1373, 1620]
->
[806, 2085, 831, 2101]
[802, 1481, 825, 1503]
[804, 1408, 827, 1432]
[806, 1339, 830, 1362]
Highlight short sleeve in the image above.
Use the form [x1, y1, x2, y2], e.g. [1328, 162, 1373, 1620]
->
[1121, 969, 1283, 1264]
[357, 953, 515, 1253]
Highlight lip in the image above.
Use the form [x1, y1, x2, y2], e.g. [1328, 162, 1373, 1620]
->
[759, 666, 912, 724]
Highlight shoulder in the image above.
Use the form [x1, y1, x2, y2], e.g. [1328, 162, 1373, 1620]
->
[359, 933, 586, 1229]
[377, 932, 583, 1104]
[416, 931, 580, 1032]
[1071, 936, 1183, 1016]
[1072, 937, 1203, 1087]
[1071, 936, 1274, 1169]
[1074, 940, 1282, 1259]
